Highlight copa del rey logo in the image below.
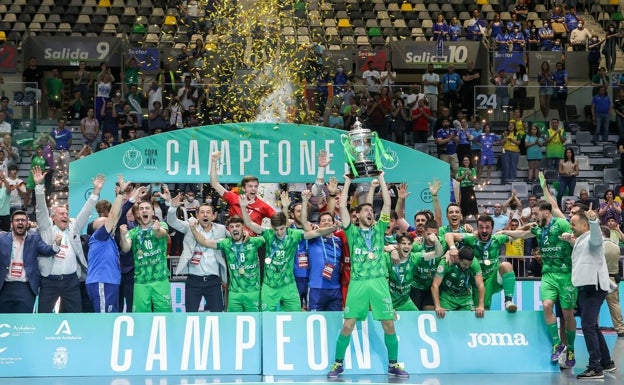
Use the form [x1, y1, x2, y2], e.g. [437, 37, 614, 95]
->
[467, 332, 529, 348]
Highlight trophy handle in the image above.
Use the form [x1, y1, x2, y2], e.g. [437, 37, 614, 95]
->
[340, 134, 349, 147]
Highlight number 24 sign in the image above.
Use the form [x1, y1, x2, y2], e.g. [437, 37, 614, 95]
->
[475, 93, 497, 110]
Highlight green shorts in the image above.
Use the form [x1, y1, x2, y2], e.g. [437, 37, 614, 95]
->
[344, 278, 394, 321]
[228, 290, 260, 312]
[261, 282, 300, 312]
[540, 272, 577, 309]
[440, 291, 474, 311]
[133, 279, 172, 312]
[474, 272, 503, 309]
[393, 297, 418, 311]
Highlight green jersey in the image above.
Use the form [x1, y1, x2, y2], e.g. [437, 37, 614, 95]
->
[438, 225, 469, 250]
[344, 219, 389, 281]
[262, 228, 304, 288]
[461, 234, 509, 278]
[411, 237, 437, 253]
[384, 252, 417, 304]
[457, 167, 476, 187]
[411, 252, 442, 290]
[127, 222, 170, 284]
[435, 258, 482, 296]
[531, 217, 573, 274]
[218, 237, 265, 293]
[46, 78, 63, 100]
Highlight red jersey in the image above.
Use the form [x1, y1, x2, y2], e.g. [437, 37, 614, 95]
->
[222, 190, 276, 231]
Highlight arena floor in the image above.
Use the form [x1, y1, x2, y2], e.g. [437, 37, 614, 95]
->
[2, 333, 623, 385]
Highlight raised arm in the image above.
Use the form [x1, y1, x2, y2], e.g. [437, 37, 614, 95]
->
[538, 171, 566, 219]
[105, 175, 129, 233]
[188, 217, 219, 249]
[325, 176, 338, 217]
[239, 195, 264, 234]
[429, 178, 443, 227]
[119, 224, 132, 253]
[300, 190, 313, 232]
[422, 233, 443, 260]
[303, 224, 338, 239]
[339, 174, 353, 228]
[365, 179, 380, 205]
[210, 151, 227, 196]
[378, 171, 391, 216]
[395, 182, 411, 232]
[310, 150, 330, 197]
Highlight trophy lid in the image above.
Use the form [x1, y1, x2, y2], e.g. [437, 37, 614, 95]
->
[351, 117, 370, 133]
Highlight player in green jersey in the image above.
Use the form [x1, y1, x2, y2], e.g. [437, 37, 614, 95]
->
[431, 246, 485, 319]
[327, 171, 409, 379]
[409, 219, 444, 310]
[445, 215, 518, 312]
[239, 196, 337, 312]
[120, 201, 172, 313]
[189, 216, 265, 312]
[385, 232, 443, 310]
[498, 201, 577, 367]
[438, 203, 474, 251]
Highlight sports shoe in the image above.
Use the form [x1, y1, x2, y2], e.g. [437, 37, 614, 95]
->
[576, 367, 604, 380]
[551, 343, 566, 362]
[388, 363, 409, 378]
[602, 361, 617, 372]
[558, 349, 575, 369]
[327, 363, 344, 379]
[504, 301, 517, 313]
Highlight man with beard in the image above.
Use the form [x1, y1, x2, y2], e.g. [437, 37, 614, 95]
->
[33, 166, 102, 313]
[498, 202, 577, 368]
[287, 190, 314, 310]
[239, 196, 337, 312]
[210, 151, 275, 233]
[445, 215, 518, 312]
[120, 200, 172, 312]
[431, 245, 485, 317]
[327, 171, 409, 379]
[0, 210, 60, 313]
[385, 232, 443, 311]
[165, 189, 227, 312]
[438, 203, 474, 250]
[191, 216, 264, 312]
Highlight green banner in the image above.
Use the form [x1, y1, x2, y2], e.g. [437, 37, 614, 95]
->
[69, 123, 449, 222]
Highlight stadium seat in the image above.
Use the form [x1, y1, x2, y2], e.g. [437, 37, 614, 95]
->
[574, 131, 592, 145]
[29, 22, 42, 32]
[102, 23, 117, 34]
[604, 144, 618, 158]
[76, 15, 91, 24]
[573, 182, 590, 197]
[593, 183, 610, 199]
[511, 181, 528, 197]
[576, 155, 590, 171]
[42, 22, 57, 32]
[48, 14, 61, 23]
[401, 3, 413, 12]
[2, 14, 16, 24]
[98, 0, 111, 7]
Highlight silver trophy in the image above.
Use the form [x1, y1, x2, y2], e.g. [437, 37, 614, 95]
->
[341, 118, 381, 178]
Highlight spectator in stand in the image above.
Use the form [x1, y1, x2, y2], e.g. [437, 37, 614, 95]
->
[366, 93, 388, 140]
[587, 37, 604, 81]
[576, 189, 599, 210]
[448, 16, 462, 41]
[557, 148, 579, 207]
[183, 105, 200, 128]
[80, 108, 99, 151]
[475, 123, 499, 183]
[333, 64, 349, 95]
[22, 57, 43, 108]
[362, 61, 380, 97]
[44, 68, 64, 120]
[525, 124, 544, 183]
[544, 118, 565, 169]
[0, 112, 11, 134]
[95, 73, 114, 121]
[411, 98, 431, 145]
[511, 65, 529, 114]
[441, 64, 462, 117]
[564, 6, 580, 35]
[390, 98, 409, 145]
[591, 67, 609, 96]
[0, 97, 14, 124]
[118, 103, 139, 142]
[316, 67, 330, 114]
[1, 135, 18, 169]
[73, 61, 92, 103]
[379, 61, 396, 90]
[435, 118, 459, 177]
[177, 75, 199, 112]
[325, 104, 344, 129]
[433, 13, 449, 41]
[124, 57, 140, 87]
[148, 101, 169, 134]
[422, 64, 440, 118]
[456, 117, 473, 165]
[552, 62, 568, 122]
[603, 24, 619, 73]
[513, 0, 528, 21]
[538, 61, 554, 119]
[591, 85, 611, 144]
[50, 119, 72, 186]
[6, 165, 25, 214]
[76, 144, 93, 160]
[539, 20, 554, 51]
[549, 6, 566, 47]
[125, 84, 143, 128]
[488, 13, 503, 41]
[469, 120, 483, 176]
[457, 156, 478, 218]
[466, 9, 486, 41]
[67, 91, 86, 121]
[461, 60, 481, 120]
[100, 99, 118, 143]
[569, 21, 592, 51]
[599, 190, 622, 227]
[526, 23, 541, 51]
[501, 122, 521, 184]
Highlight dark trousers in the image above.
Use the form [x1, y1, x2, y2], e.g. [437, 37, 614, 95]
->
[444, 91, 460, 116]
[578, 285, 612, 370]
[119, 271, 134, 312]
[38, 273, 82, 313]
[296, 276, 309, 309]
[185, 274, 224, 312]
[0, 281, 36, 313]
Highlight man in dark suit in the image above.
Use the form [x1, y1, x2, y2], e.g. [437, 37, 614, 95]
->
[0, 210, 59, 313]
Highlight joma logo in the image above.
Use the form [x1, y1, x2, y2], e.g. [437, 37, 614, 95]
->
[467, 333, 528, 348]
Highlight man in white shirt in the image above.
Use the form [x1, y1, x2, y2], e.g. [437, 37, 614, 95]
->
[569, 22, 592, 51]
[0, 112, 11, 134]
[422, 64, 440, 116]
[177, 75, 199, 112]
[6, 165, 26, 213]
[362, 61, 380, 97]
